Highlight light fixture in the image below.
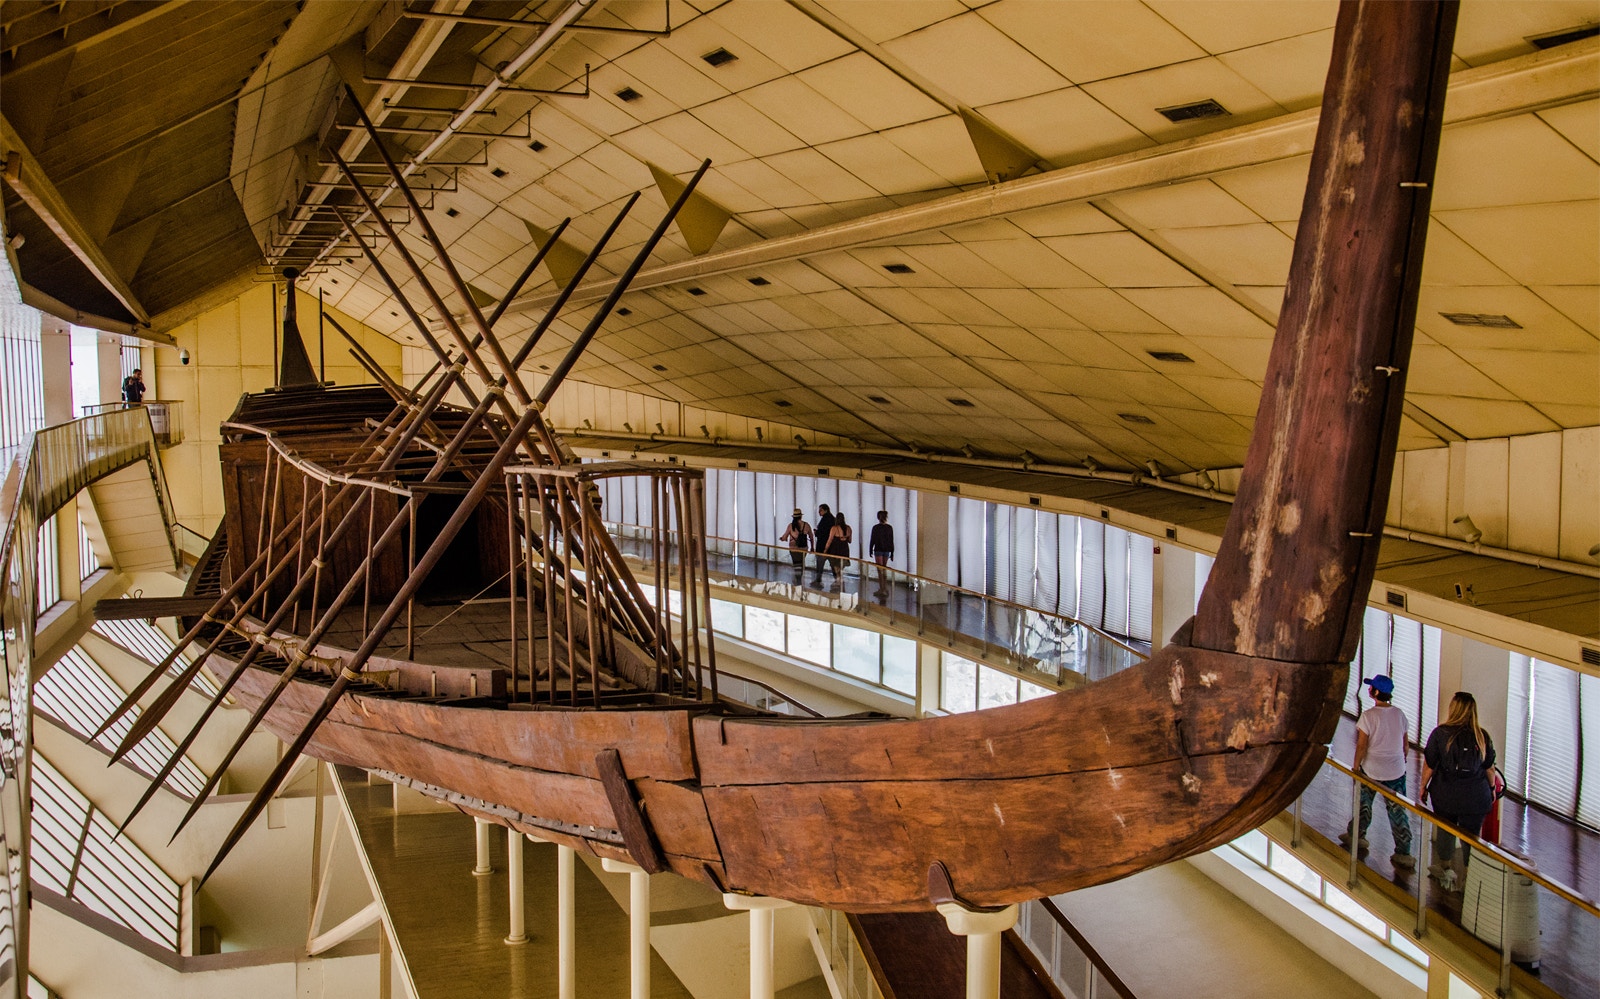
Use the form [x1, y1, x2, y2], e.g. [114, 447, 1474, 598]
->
[1019, 450, 1038, 467]
[1196, 469, 1217, 491]
[1452, 514, 1483, 544]
[654, 422, 664, 435]
[754, 427, 763, 442]
[1145, 459, 1163, 479]
[582, 419, 592, 430]
[961, 444, 976, 458]
[700, 424, 711, 438]
[794, 434, 807, 447]
[623, 422, 633, 433]
[5, 231, 23, 250]
[1588, 542, 1600, 560]
[1083, 456, 1100, 474]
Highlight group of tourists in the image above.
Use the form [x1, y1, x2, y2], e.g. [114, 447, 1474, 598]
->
[780, 505, 895, 593]
[1345, 676, 1503, 892]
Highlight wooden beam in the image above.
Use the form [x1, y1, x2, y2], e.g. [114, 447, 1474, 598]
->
[1, 114, 150, 322]
[0, 0, 189, 78]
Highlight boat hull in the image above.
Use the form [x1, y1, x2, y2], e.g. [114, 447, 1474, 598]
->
[222, 636, 1344, 911]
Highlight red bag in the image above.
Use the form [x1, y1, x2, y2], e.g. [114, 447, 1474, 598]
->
[1480, 797, 1501, 844]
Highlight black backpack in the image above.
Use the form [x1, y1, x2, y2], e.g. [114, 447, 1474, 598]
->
[1441, 728, 1484, 780]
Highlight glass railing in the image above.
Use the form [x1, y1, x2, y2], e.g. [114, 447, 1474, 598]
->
[1287, 759, 1599, 999]
[1017, 897, 1139, 999]
[79, 401, 185, 448]
[0, 406, 181, 988]
[606, 523, 1146, 693]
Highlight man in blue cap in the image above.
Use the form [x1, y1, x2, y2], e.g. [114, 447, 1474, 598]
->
[1341, 674, 1415, 869]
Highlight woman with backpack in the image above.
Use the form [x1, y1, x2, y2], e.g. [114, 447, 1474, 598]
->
[779, 508, 812, 573]
[1420, 691, 1501, 890]
[824, 512, 852, 587]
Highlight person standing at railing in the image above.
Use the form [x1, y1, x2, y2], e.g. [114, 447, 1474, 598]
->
[1420, 691, 1500, 892]
[869, 510, 894, 601]
[811, 505, 835, 586]
[122, 368, 145, 404]
[779, 508, 812, 577]
[1341, 675, 1415, 870]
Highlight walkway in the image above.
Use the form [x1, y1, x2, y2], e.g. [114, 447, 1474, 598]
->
[335, 766, 695, 999]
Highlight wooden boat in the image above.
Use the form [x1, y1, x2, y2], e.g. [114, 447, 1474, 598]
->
[104, 1, 1459, 913]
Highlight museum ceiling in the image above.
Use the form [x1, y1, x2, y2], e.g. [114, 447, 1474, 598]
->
[2, 0, 1596, 474]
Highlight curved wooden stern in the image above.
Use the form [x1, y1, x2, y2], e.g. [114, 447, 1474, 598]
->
[221, 0, 1458, 912]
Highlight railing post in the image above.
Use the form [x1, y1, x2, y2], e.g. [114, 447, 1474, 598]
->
[505, 831, 528, 945]
[1414, 830, 1430, 939]
[1348, 776, 1362, 888]
[936, 903, 1018, 999]
[1498, 863, 1513, 997]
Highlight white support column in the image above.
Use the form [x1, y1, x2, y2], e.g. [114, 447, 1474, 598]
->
[722, 894, 795, 999]
[936, 903, 1018, 999]
[505, 832, 528, 944]
[917, 642, 942, 717]
[917, 494, 952, 602]
[1456, 633, 1512, 746]
[1153, 542, 1198, 648]
[601, 858, 650, 999]
[558, 844, 576, 999]
[473, 818, 493, 876]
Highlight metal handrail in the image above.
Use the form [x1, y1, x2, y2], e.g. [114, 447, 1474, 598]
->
[1036, 896, 1140, 999]
[1324, 757, 1598, 918]
[606, 520, 1147, 658]
[715, 666, 824, 718]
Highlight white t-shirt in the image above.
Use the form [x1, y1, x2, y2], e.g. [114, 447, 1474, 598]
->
[1356, 702, 1409, 782]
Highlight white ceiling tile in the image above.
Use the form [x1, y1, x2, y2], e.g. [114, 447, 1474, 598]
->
[1162, 374, 1263, 416]
[1451, 0, 1600, 67]
[1405, 395, 1561, 438]
[813, 0, 969, 44]
[1155, 223, 1294, 285]
[1533, 284, 1599, 335]
[815, 133, 951, 197]
[898, 243, 1022, 289]
[649, 111, 758, 167]
[711, 0, 857, 71]
[717, 156, 818, 208]
[979, 0, 1206, 83]
[961, 237, 1100, 288]
[1419, 221, 1516, 287]
[1217, 28, 1335, 112]
[1408, 344, 1520, 400]
[659, 10, 791, 91]
[881, 117, 986, 186]
[967, 289, 1087, 329]
[1434, 201, 1599, 286]
[1120, 288, 1276, 338]
[1145, 0, 1337, 53]
[798, 53, 949, 132]
[1537, 98, 1600, 162]
[1082, 57, 1285, 143]
[979, 87, 1153, 166]
[693, 95, 807, 157]
[763, 148, 882, 203]
[614, 41, 732, 109]
[741, 76, 871, 146]
[1434, 114, 1600, 212]
[1008, 202, 1122, 237]
[1042, 232, 1203, 287]
[1211, 154, 1312, 223]
[1415, 286, 1600, 352]
[1036, 288, 1170, 333]
[882, 11, 1070, 106]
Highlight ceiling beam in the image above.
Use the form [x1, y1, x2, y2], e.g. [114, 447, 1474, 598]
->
[2, 113, 149, 322]
[0, 0, 189, 78]
[506, 36, 1600, 317]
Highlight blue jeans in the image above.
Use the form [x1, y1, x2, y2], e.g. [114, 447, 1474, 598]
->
[1357, 774, 1413, 856]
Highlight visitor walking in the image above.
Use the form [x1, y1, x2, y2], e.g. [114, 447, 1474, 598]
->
[868, 510, 894, 600]
[1420, 691, 1499, 891]
[811, 505, 835, 585]
[1340, 675, 1415, 869]
[779, 508, 812, 574]
[824, 512, 852, 587]
[122, 367, 145, 404]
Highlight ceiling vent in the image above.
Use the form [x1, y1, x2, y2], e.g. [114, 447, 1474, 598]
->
[1582, 644, 1600, 667]
[867, 395, 890, 404]
[1118, 412, 1155, 425]
[529, 140, 547, 152]
[1527, 23, 1599, 48]
[947, 397, 975, 408]
[1147, 350, 1195, 363]
[686, 286, 706, 296]
[1156, 98, 1229, 123]
[1440, 312, 1521, 328]
[651, 364, 667, 372]
[617, 308, 632, 316]
[444, 207, 459, 218]
[490, 166, 508, 178]
[702, 47, 738, 67]
[615, 86, 642, 102]
[1386, 590, 1408, 610]
[747, 276, 770, 286]
[883, 263, 915, 274]
[773, 399, 792, 408]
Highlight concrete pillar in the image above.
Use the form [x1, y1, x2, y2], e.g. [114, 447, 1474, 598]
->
[936, 903, 1018, 999]
[57, 498, 82, 603]
[95, 333, 122, 405]
[557, 844, 576, 999]
[473, 818, 493, 875]
[722, 894, 795, 999]
[41, 315, 72, 425]
[601, 858, 650, 999]
[505, 832, 527, 944]
[917, 642, 942, 717]
[1456, 634, 1512, 746]
[1152, 543, 1198, 648]
[917, 493, 951, 600]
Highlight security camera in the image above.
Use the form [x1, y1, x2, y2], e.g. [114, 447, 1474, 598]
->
[179, 348, 191, 365]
